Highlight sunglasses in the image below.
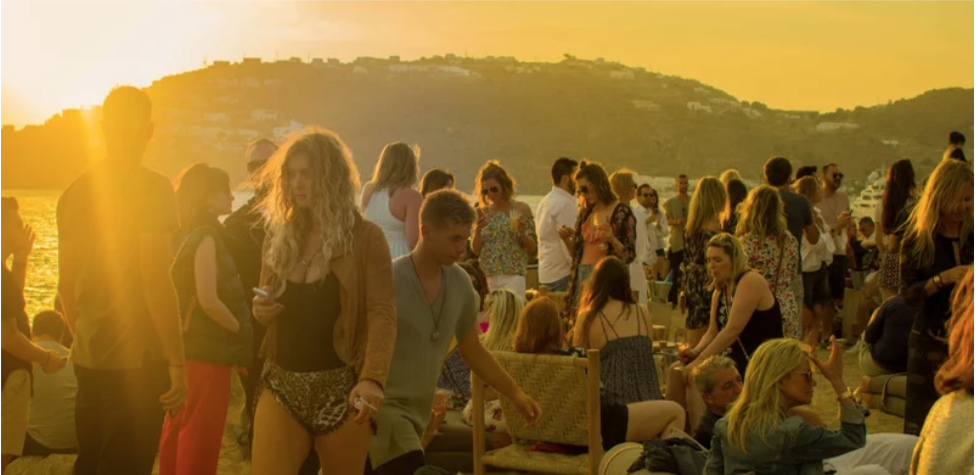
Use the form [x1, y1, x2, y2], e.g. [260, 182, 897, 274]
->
[481, 186, 500, 196]
[833, 173, 844, 180]
[578, 186, 590, 195]
[641, 194, 654, 199]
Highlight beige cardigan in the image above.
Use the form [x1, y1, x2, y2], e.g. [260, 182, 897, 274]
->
[910, 389, 974, 475]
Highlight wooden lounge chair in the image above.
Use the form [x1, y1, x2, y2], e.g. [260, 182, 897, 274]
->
[473, 349, 602, 475]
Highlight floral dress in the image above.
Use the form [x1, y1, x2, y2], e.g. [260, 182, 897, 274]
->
[477, 209, 538, 278]
[682, 230, 718, 330]
[563, 203, 637, 322]
[739, 233, 801, 339]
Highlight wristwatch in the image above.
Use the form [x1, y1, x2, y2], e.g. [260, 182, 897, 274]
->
[837, 387, 854, 402]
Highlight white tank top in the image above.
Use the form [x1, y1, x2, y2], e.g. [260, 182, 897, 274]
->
[364, 190, 412, 260]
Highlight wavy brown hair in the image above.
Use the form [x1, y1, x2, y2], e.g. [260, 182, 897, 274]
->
[736, 185, 788, 244]
[935, 266, 974, 395]
[687, 176, 727, 235]
[474, 160, 516, 206]
[575, 161, 617, 209]
[257, 128, 361, 296]
[513, 297, 564, 355]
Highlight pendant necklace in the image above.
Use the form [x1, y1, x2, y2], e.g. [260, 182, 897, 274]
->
[409, 254, 445, 342]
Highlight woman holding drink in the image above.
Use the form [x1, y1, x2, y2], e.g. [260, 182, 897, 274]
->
[472, 160, 538, 293]
[560, 161, 637, 321]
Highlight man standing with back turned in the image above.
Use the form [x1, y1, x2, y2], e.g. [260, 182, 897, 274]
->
[58, 87, 188, 475]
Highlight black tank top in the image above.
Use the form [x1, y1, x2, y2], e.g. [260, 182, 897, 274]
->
[718, 274, 784, 375]
[275, 273, 344, 372]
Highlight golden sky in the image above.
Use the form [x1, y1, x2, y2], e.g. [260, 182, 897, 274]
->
[1, 1, 973, 126]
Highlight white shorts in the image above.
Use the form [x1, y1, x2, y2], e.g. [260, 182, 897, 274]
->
[2, 369, 32, 456]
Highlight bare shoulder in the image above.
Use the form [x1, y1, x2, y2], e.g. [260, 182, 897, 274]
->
[514, 201, 534, 217]
[397, 187, 423, 204]
[738, 271, 769, 293]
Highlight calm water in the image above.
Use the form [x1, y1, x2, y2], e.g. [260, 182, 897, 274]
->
[4, 179, 692, 320]
[2, 190, 554, 319]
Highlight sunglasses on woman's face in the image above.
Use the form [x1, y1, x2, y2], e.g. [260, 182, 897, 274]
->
[641, 194, 654, 199]
[481, 186, 500, 196]
[578, 186, 590, 195]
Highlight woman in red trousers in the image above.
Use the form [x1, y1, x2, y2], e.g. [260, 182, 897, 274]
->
[159, 163, 254, 474]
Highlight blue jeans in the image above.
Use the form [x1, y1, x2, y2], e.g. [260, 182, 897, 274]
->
[543, 275, 570, 293]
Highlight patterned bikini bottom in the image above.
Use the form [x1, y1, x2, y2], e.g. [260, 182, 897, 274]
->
[257, 361, 357, 436]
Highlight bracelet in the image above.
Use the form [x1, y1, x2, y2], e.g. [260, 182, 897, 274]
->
[936, 274, 945, 289]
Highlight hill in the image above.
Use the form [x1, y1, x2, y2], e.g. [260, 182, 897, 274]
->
[2, 55, 972, 193]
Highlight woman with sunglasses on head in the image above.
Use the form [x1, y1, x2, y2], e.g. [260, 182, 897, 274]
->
[705, 338, 869, 475]
[472, 160, 538, 293]
[560, 161, 637, 320]
[899, 159, 973, 435]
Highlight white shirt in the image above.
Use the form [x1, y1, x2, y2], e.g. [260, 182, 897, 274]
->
[535, 187, 579, 284]
[631, 204, 656, 266]
[801, 207, 836, 272]
[28, 340, 78, 450]
[817, 189, 850, 256]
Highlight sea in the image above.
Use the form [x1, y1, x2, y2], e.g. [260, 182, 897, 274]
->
[4, 176, 695, 320]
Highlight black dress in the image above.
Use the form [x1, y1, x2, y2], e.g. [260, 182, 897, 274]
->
[717, 273, 785, 375]
[901, 231, 974, 435]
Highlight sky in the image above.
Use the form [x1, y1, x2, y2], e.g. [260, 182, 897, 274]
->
[1, 1, 973, 127]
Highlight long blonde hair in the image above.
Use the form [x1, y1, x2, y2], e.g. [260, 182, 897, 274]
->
[737, 185, 788, 244]
[687, 176, 727, 235]
[370, 142, 419, 194]
[903, 159, 973, 268]
[725, 339, 809, 453]
[707, 233, 752, 293]
[258, 128, 361, 295]
[481, 289, 525, 352]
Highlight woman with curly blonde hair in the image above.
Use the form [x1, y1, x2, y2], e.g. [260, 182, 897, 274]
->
[251, 128, 397, 474]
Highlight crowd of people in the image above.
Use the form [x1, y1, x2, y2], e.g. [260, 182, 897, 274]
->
[0, 86, 972, 475]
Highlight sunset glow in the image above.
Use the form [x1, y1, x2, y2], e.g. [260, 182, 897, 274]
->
[2, 1, 973, 127]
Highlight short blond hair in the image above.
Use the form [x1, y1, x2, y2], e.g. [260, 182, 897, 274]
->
[421, 189, 476, 228]
[609, 169, 636, 203]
